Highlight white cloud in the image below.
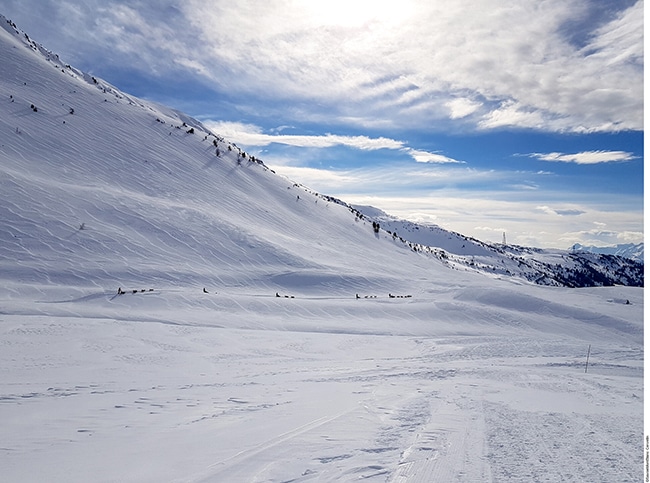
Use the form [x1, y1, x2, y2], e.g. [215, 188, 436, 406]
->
[536, 205, 586, 216]
[555, 209, 585, 216]
[4, 0, 642, 133]
[205, 120, 403, 150]
[446, 98, 482, 119]
[264, 162, 521, 202]
[528, 150, 637, 164]
[509, 183, 539, 191]
[616, 231, 644, 243]
[269, 166, 357, 186]
[478, 100, 548, 130]
[404, 149, 464, 164]
[204, 121, 465, 164]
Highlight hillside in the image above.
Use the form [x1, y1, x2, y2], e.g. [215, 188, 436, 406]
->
[0, 15, 440, 296]
[0, 15, 643, 483]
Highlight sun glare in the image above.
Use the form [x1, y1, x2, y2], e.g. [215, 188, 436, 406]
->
[300, 0, 413, 28]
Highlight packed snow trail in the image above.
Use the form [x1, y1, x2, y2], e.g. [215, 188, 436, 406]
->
[0, 285, 642, 482]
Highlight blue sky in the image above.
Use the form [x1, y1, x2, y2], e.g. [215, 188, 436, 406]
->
[1, 0, 643, 248]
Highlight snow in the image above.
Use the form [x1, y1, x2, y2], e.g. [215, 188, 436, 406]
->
[1, 286, 643, 482]
[0, 15, 644, 482]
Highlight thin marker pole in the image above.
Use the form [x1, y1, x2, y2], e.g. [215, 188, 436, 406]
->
[584, 344, 591, 373]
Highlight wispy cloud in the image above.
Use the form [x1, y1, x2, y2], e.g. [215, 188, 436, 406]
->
[445, 98, 482, 119]
[527, 150, 637, 164]
[11, 0, 641, 134]
[187, 0, 641, 133]
[405, 149, 464, 164]
[205, 121, 403, 150]
[478, 100, 547, 131]
[204, 121, 463, 164]
[537, 206, 586, 216]
[269, 166, 357, 186]
[262, 162, 513, 198]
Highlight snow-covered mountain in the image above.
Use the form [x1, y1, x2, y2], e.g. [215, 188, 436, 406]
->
[0, 15, 642, 483]
[570, 242, 644, 262]
[1, 15, 423, 295]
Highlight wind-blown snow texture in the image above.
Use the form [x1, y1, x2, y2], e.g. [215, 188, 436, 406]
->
[0, 16, 644, 482]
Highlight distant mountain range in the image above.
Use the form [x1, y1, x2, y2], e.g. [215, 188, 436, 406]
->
[569, 243, 643, 262]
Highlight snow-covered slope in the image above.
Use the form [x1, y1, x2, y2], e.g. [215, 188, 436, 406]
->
[0, 16, 643, 483]
[0, 16, 444, 295]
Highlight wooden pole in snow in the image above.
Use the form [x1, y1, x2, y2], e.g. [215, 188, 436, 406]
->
[584, 344, 591, 373]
